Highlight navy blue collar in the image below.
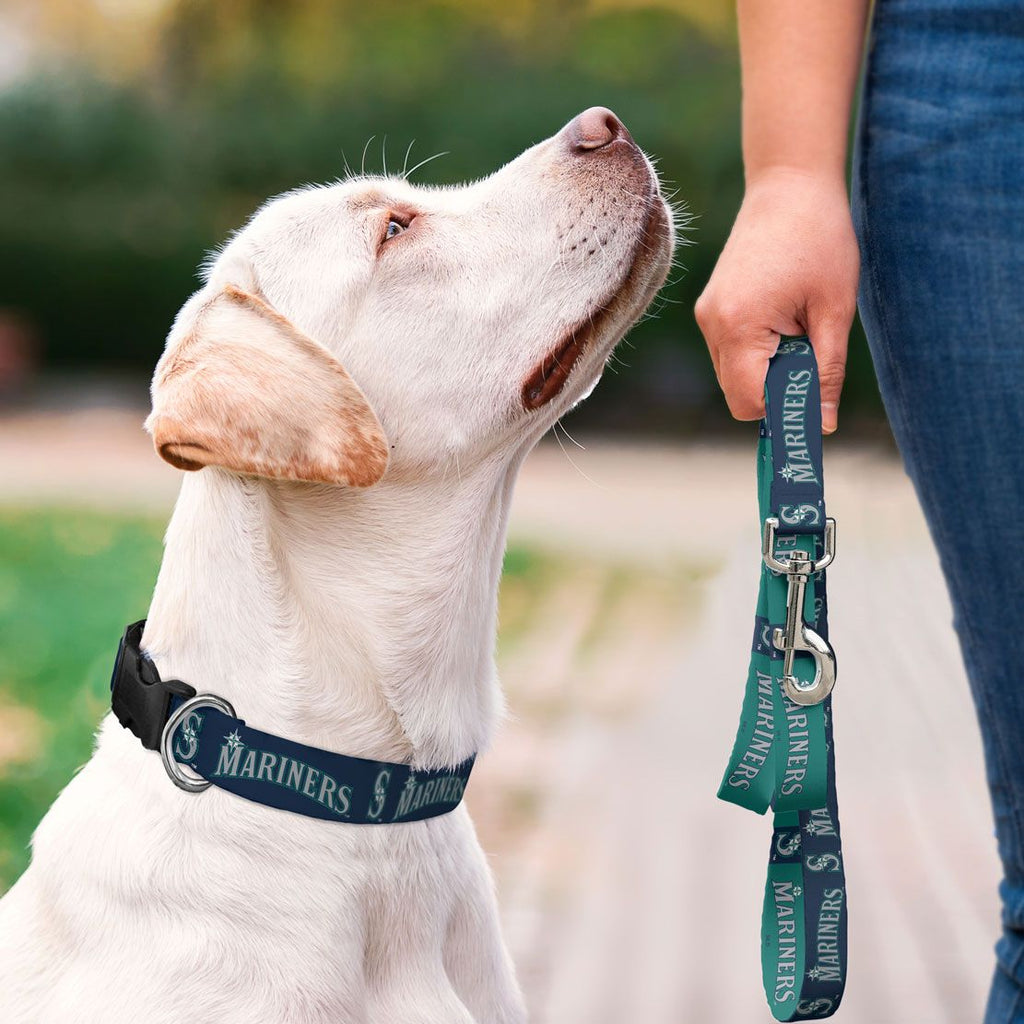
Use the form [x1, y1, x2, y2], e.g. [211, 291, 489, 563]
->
[110, 621, 475, 823]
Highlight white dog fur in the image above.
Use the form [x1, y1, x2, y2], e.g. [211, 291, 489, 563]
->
[0, 108, 674, 1023]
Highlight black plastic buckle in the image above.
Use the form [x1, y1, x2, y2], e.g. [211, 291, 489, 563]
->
[110, 620, 196, 751]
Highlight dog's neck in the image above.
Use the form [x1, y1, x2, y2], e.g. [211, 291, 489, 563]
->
[143, 454, 525, 768]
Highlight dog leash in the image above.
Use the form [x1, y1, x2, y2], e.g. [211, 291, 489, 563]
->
[718, 337, 848, 1019]
[110, 621, 474, 823]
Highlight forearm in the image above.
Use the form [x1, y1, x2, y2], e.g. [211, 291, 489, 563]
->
[737, 0, 870, 186]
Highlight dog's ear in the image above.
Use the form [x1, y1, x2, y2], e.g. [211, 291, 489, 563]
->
[145, 285, 389, 487]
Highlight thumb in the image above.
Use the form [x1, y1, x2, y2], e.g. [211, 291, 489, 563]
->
[805, 309, 852, 434]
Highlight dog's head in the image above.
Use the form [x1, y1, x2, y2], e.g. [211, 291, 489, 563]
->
[147, 107, 675, 486]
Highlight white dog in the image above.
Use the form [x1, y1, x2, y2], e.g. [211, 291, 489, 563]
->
[0, 107, 674, 1023]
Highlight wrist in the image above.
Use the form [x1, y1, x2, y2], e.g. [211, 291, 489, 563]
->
[744, 163, 850, 197]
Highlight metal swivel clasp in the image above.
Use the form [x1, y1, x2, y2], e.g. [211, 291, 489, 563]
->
[762, 517, 837, 706]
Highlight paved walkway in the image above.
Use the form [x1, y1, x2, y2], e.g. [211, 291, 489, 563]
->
[497, 440, 1000, 1024]
[0, 412, 1003, 1022]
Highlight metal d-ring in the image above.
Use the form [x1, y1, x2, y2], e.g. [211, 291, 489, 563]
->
[160, 693, 235, 793]
[762, 516, 835, 575]
[762, 517, 838, 706]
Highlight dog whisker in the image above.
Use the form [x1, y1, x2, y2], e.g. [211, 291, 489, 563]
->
[360, 135, 377, 177]
[401, 140, 416, 180]
[606, 349, 631, 372]
[404, 150, 450, 180]
[552, 420, 605, 489]
[554, 418, 586, 450]
[587, 223, 615, 271]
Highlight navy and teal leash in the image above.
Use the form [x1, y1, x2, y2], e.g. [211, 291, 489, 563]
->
[718, 337, 848, 1020]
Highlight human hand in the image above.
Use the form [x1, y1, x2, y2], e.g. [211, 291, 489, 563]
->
[694, 169, 860, 433]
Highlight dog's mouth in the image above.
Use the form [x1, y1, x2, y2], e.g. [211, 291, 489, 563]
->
[521, 198, 671, 411]
[521, 327, 591, 410]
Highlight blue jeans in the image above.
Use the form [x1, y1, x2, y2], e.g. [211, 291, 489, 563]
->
[852, 1, 1024, 1019]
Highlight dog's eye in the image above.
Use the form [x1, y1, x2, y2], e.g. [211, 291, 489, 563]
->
[384, 219, 406, 241]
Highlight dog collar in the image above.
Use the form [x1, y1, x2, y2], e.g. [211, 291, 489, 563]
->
[717, 337, 848, 1020]
[110, 621, 475, 824]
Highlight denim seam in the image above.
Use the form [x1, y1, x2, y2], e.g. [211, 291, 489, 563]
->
[1013, 937, 1024, 979]
[999, 961, 1023, 1024]
[856, 13, 1024, 904]
[856, 36, 919, 471]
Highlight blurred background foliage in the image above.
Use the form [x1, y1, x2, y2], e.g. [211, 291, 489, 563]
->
[0, 0, 881, 434]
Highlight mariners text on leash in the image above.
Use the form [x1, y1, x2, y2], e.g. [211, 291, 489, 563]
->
[718, 337, 848, 1021]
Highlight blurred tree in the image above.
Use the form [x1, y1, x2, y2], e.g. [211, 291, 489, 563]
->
[0, 0, 881, 433]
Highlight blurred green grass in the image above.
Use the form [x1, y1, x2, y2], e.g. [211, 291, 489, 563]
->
[0, 506, 540, 888]
[0, 508, 165, 885]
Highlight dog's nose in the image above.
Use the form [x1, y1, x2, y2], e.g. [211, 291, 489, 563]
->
[568, 107, 631, 152]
